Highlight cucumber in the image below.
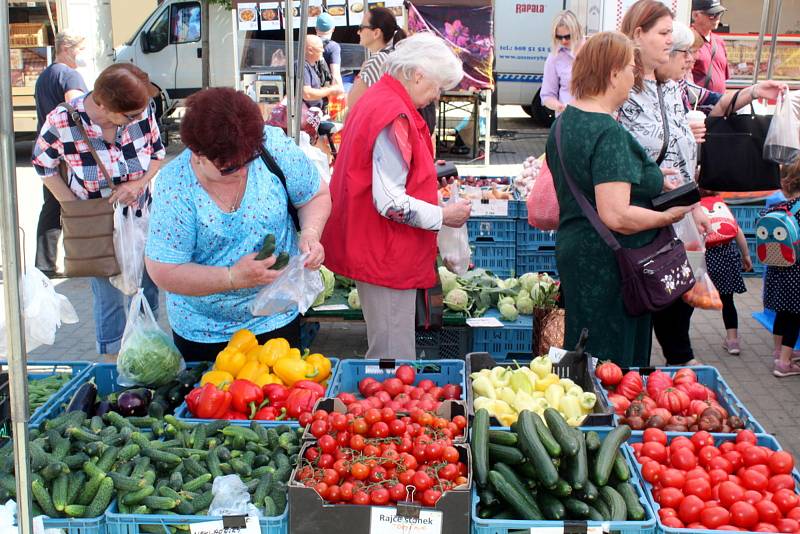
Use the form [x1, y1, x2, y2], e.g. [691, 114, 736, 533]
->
[586, 505, 605, 521]
[584, 431, 601, 452]
[40, 461, 69, 481]
[516, 411, 559, 489]
[574, 479, 599, 502]
[593, 495, 611, 520]
[488, 443, 524, 465]
[262, 495, 278, 516]
[221, 426, 260, 442]
[191, 490, 214, 514]
[612, 452, 630, 482]
[52, 473, 69, 512]
[551, 478, 572, 497]
[254, 473, 274, 505]
[478, 486, 499, 507]
[492, 462, 541, 514]
[121, 485, 156, 506]
[543, 408, 579, 457]
[531, 411, 561, 457]
[95, 446, 119, 471]
[117, 443, 141, 463]
[561, 496, 591, 518]
[142, 448, 182, 466]
[183, 457, 207, 479]
[563, 427, 588, 490]
[182, 473, 212, 492]
[615, 482, 645, 521]
[593, 425, 631, 487]
[488, 470, 543, 520]
[63, 504, 87, 518]
[472, 408, 490, 488]
[32, 479, 58, 517]
[537, 492, 566, 520]
[85, 476, 114, 517]
[29, 442, 51, 471]
[66, 471, 86, 506]
[488, 430, 518, 446]
[77, 473, 106, 506]
[269, 482, 287, 513]
[107, 471, 144, 492]
[599, 485, 627, 521]
[169, 471, 184, 491]
[142, 496, 178, 510]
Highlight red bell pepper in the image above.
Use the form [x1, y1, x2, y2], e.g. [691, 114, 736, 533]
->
[253, 406, 288, 420]
[193, 383, 232, 419]
[292, 380, 325, 397]
[285, 387, 321, 419]
[262, 383, 289, 409]
[223, 409, 247, 420]
[228, 379, 264, 419]
[186, 386, 202, 415]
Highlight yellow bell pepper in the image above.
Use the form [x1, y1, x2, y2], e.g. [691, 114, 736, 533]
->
[227, 329, 258, 353]
[273, 356, 316, 387]
[305, 353, 331, 383]
[236, 360, 274, 387]
[246, 344, 271, 363]
[258, 338, 291, 367]
[200, 370, 234, 389]
[215, 347, 247, 375]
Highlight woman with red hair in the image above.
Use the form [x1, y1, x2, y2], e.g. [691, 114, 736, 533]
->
[145, 87, 330, 361]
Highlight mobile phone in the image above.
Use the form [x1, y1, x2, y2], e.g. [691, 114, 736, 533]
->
[652, 181, 701, 211]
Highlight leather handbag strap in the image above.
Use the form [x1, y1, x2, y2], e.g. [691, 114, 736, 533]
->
[59, 102, 116, 190]
[259, 145, 300, 231]
[655, 83, 670, 165]
[703, 37, 717, 90]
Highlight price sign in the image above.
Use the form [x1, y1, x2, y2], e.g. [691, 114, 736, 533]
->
[189, 516, 261, 534]
[466, 317, 504, 328]
[528, 526, 608, 534]
[370, 506, 443, 534]
[312, 304, 349, 311]
[548, 346, 567, 363]
[470, 199, 509, 217]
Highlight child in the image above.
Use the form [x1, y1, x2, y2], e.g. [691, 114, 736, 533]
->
[702, 195, 753, 355]
[764, 158, 800, 377]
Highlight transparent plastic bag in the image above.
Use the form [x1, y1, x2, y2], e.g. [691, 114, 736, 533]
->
[117, 288, 185, 387]
[110, 203, 149, 296]
[208, 475, 261, 517]
[249, 253, 324, 316]
[764, 91, 800, 164]
[673, 212, 707, 278]
[682, 272, 723, 310]
[437, 184, 471, 275]
[299, 131, 331, 183]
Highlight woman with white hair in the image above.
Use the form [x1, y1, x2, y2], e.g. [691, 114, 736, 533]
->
[541, 10, 584, 114]
[321, 32, 472, 359]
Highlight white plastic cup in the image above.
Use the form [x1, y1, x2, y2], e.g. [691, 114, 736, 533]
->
[685, 109, 706, 127]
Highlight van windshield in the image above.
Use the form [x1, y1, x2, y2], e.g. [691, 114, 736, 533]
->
[124, 12, 157, 46]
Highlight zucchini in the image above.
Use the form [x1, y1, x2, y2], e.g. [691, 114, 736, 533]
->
[478, 486, 499, 507]
[516, 411, 559, 489]
[543, 408, 579, 456]
[493, 462, 541, 514]
[487, 470, 543, 520]
[517, 461, 537, 482]
[593, 495, 611, 520]
[531, 411, 561, 457]
[85, 476, 114, 517]
[574, 479, 599, 502]
[593, 425, 631, 487]
[584, 431, 601, 452]
[586, 505, 605, 521]
[488, 430, 518, 446]
[599, 485, 627, 521]
[561, 496, 591, 518]
[472, 408, 490, 488]
[551, 478, 572, 497]
[488, 443, 524, 465]
[563, 427, 587, 490]
[616, 482, 645, 521]
[612, 452, 630, 482]
[537, 492, 566, 520]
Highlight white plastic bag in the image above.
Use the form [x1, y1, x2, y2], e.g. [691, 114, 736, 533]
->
[249, 253, 324, 316]
[764, 91, 800, 164]
[673, 212, 707, 278]
[437, 184, 471, 275]
[299, 131, 332, 183]
[208, 475, 261, 518]
[0, 267, 79, 354]
[117, 288, 185, 387]
[110, 203, 149, 296]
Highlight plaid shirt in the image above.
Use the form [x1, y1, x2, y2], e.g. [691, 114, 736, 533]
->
[32, 93, 166, 199]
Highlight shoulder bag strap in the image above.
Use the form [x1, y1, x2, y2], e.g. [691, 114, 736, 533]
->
[60, 102, 116, 189]
[259, 144, 301, 231]
[703, 37, 717, 90]
[554, 119, 623, 252]
[655, 83, 670, 165]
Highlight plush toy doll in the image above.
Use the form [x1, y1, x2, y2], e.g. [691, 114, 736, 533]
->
[700, 196, 738, 247]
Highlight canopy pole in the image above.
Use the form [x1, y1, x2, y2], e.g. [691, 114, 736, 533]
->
[285, 0, 295, 138]
[0, 2, 33, 533]
[766, 0, 783, 80]
[752, 0, 772, 84]
[293, 0, 310, 144]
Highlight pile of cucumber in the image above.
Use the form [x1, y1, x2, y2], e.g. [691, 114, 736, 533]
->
[473, 407, 645, 523]
[28, 373, 72, 413]
[0, 411, 300, 522]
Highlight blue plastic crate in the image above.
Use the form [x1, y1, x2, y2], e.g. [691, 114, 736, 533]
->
[472, 427, 657, 534]
[595, 365, 765, 433]
[516, 248, 557, 275]
[40, 513, 107, 534]
[630, 432, 799, 534]
[516, 219, 556, 249]
[472, 243, 516, 278]
[510, 199, 526, 219]
[470, 309, 533, 360]
[328, 359, 466, 399]
[753, 309, 800, 349]
[467, 217, 517, 243]
[742, 237, 765, 277]
[730, 204, 765, 236]
[0, 360, 93, 425]
[105, 501, 288, 534]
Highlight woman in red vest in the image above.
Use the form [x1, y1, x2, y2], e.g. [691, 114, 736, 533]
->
[322, 33, 470, 359]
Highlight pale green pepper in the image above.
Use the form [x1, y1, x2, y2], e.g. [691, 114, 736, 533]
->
[566, 415, 586, 427]
[512, 389, 538, 413]
[530, 355, 553, 379]
[559, 378, 576, 390]
[559, 395, 582, 420]
[509, 370, 533, 395]
[545, 383, 563, 409]
[472, 374, 497, 400]
[580, 392, 597, 413]
[497, 387, 517, 407]
[473, 398, 517, 427]
[566, 385, 584, 398]
[490, 367, 512, 388]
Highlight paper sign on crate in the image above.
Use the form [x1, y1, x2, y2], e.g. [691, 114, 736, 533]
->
[466, 317, 503, 328]
[370, 506, 443, 534]
[189, 516, 260, 534]
[470, 199, 509, 217]
[527, 527, 608, 534]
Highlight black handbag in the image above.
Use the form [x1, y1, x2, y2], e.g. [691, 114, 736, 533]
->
[698, 90, 780, 192]
[554, 119, 695, 317]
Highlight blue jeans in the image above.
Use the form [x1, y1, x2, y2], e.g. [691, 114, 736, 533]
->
[90, 268, 159, 354]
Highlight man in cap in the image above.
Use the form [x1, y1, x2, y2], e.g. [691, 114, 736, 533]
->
[691, 0, 730, 93]
[315, 12, 343, 88]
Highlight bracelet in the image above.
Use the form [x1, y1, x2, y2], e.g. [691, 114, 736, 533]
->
[751, 85, 759, 100]
[227, 266, 236, 290]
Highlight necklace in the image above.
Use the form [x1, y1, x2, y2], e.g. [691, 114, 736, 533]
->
[196, 161, 247, 213]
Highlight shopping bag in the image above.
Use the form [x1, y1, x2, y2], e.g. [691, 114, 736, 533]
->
[298, 131, 331, 183]
[527, 159, 559, 230]
[117, 289, 185, 387]
[249, 253, 324, 316]
[110, 203, 149, 296]
[764, 91, 800, 165]
[437, 184, 471, 275]
[673, 212, 707, 277]
[682, 272, 723, 310]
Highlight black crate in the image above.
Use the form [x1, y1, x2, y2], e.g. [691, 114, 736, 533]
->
[415, 326, 472, 359]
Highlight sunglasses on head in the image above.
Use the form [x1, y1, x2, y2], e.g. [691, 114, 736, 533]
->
[359, 24, 374, 30]
[217, 151, 260, 176]
[555, 33, 571, 41]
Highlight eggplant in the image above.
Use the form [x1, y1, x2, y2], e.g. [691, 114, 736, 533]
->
[65, 382, 97, 414]
[115, 388, 152, 417]
[94, 400, 116, 417]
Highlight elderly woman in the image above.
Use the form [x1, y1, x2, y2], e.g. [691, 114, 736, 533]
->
[32, 63, 164, 359]
[322, 33, 471, 359]
[541, 10, 584, 115]
[145, 88, 330, 361]
[548, 31, 693, 367]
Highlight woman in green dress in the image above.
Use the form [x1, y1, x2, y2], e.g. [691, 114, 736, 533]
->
[546, 32, 694, 367]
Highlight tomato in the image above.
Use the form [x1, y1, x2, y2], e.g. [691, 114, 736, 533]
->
[686, 467, 710, 481]
[662, 516, 685, 529]
[777, 518, 800, 533]
[724, 451, 745, 472]
[754, 523, 779, 532]
[643, 428, 668, 445]
[786, 507, 800, 521]
[710, 469, 730, 487]
[642, 442, 668, 464]
[672, 447, 698, 471]
[318, 454, 334, 468]
[424, 443, 443, 462]
[661, 468, 687, 489]
[595, 361, 624, 387]
[678, 382, 712, 401]
[678, 494, 705, 524]
[692, 431, 715, 450]
[769, 451, 795, 475]
[398, 469, 416, 485]
[717, 526, 742, 531]
[370, 421, 390, 439]
[442, 446, 460, 464]
[744, 447, 771, 467]
[413, 471, 433, 492]
[756, 500, 783, 524]
[618, 371, 644, 400]
[719, 482, 747, 508]
[709, 455, 734, 474]
[673, 368, 698, 385]
[352, 418, 369, 435]
[737, 430, 758, 444]
[729, 501, 760, 529]
[659, 487, 685, 509]
[737, 441, 756, 454]
[647, 370, 674, 398]
[417, 379, 434, 391]
[701, 506, 731, 529]
[773, 489, 800, 515]
[744, 490, 765, 505]
[684, 478, 713, 501]
[421, 488, 442, 507]
[318, 434, 338, 455]
[699, 445, 722, 467]
[642, 461, 663, 484]
[351, 462, 369, 480]
[659, 508, 678, 520]
[751, 465, 773, 478]
[743, 469, 770, 492]
[670, 436, 697, 454]
[370, 487, 390, 505]
[310, 419, 329, 438]
[720, 442, 736, 453]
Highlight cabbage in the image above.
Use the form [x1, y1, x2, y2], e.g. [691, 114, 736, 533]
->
[312, 266, 336, 307]
[117, 330, 183, 387]
[438, 266, 459, 295]
[347, 288, 361, 310]
[516, 292, 534, 315]
[443, 288, 470, 312]
[498, 302, 519, 322]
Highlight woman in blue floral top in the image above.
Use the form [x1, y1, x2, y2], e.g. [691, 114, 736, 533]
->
[145, 88, 331, 361]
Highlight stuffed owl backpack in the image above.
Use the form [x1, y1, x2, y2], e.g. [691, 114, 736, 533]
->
[755, 203, 800, 267]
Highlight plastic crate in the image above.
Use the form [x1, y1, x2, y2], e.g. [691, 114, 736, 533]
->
[516, 219, 556, 249]
[742, 237, 765, 277]
[472, 243, 516, 278]
[40, 514, 107, 534]
[472, 428, 657, 534]
[510, 199, 527, 219]
[470, 309, 533, 360]
[328, 359, 466, 399]
[516, 248, 558, 275]
[595, 365, 765, 433]
[415, 326, 472, 359]
[630, 432, 799, 534]
[730, 205, 765, 236]
[105, 501, 288, 534]
[467, 217, 517, 243]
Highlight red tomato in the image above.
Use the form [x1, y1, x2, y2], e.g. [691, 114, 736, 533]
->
[370, 487, 390, 505]
[725, 451, 745, 472]
[787, 508, 800, 521]
[699, 445, 723, 467]
[686, 467, 710, 481]
[659, 508, 678, 520]
[661, 468, 687, 489]
[659, 487, 685, 509]
[618, 371, 644, 400]
[720, 442, 736, 453]
[412, 471, 433, 492]
[737, 441, 756, 454]
[777, 518, 800, 533]
[737, 430, 758, 444]
[642, 442, 669, 464]
[730, 501, 760, 529]
[608, 394, 631, 416]
[751, 465, 772, 478]
[395, 365, 416, 385]
[643, 428, 668, 445]
[678, 494, 706, 524]
[769, 451, 795, 475]
[709, 469, 730, 487]
[754, 523, 779, 532]
[743, 469, 770, 492]
[719, 481, 746, 508]
[672, 447, 698, 471]
[670, 436, 697, 454]
[678, 381, 712, 401]
[717, 526, 742, 531]
[684, 478, 713, 501]
[756, 500, 782, 524]
[701, 506, 732, 529]
[417, 379, 435, 391]
[442, 446, 460, 464]
[745, 490, 765, 505]
[744, 447, 771, 467]
[642, 461, 663, 484]
[595, 361, 624, 386]
[773, 489, 800, 515]
[657, 387, 690, 415]
[691, 431, 715, 450]
[673, 367, 698, 385]
[647, 370, 675, 399]
[421, 488, 442, 507]
[709, 455, 735, 474]
[662, 516, 685, 529]
[369, 421, 390, 439]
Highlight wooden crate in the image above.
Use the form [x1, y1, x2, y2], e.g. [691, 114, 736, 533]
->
[10, 23, 47, 47]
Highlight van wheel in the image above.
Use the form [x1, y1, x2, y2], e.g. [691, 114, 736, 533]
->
[523, 90, 555, 127]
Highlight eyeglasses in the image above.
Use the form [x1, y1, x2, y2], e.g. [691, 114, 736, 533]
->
[673, 48, 694, 57]
[358, 24, 374, 30]
[217, 151, 260, 176]
[120, 110, 144, 122]
[555, 34, 571, 41]
[704, 11, 723, 19]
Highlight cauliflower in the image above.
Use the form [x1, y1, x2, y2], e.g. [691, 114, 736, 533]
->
[438, 266, 459, 295]
[498, 301, 519, 322]
[443, 288, 470, 312]
[347, 288, 361, 310]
